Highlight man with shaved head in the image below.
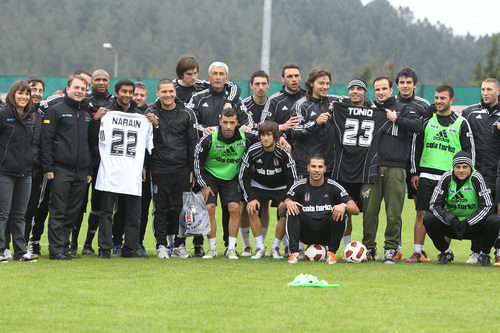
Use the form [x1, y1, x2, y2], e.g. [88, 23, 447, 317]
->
[461, 78, 500, 265]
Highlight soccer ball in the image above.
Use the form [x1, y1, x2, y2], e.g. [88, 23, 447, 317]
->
[304, 244, 327, 261]
[343, 241, 367, 263]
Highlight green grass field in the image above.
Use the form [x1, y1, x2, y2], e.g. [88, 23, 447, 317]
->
[2, 199, 499, 332]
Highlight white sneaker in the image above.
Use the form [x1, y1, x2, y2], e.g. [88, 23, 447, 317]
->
[466, 252, 479, 264]
[171, 246, 191, 258]
[240, 247, 252, 257]
[272, 248, 283, 259]
[226, 248, 239, 260]
[202, 249, 218, 259]
[251, 248, 266, 259]
[19, 252, 37, 262]
[157, 245, 170, 259]
[27, 249, 39, 260]
[298, 249, 305, 260]
[0, 255, 7, 263]
[4, 249, 13, 261]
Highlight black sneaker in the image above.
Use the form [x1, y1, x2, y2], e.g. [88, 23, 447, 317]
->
[81, 246, 97, 255]
[30, 242, 41, 256]
[136, 244, 149, 258]
[64, 251, 81, 259]
[122, 249, 140, 258]
[436, 251, 454, 265]
[99, 249, 111, 259]
[479, 253, 491, 267]
[383, 249, 396, 264]
[69, 243, 78, 256]
[50, 253, 73, 260]
[193, 245, 205, 257]
[367, 248, 379, 261]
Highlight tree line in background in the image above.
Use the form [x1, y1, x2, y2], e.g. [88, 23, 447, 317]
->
[0, 0, 496, 85]
[472, 34, 500, 85]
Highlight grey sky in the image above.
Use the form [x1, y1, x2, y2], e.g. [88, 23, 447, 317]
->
[362, 0, 500, 37]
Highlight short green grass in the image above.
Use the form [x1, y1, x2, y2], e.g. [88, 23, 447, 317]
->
[2, 199, 498, 332]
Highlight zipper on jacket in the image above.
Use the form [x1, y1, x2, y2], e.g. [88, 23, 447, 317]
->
[76, 107, 80, 172]
[1, 127, 15, 164]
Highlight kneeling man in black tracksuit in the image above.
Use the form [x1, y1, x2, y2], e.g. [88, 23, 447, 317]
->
[423, 151, 500, 266]
[284, 154, 359, 264]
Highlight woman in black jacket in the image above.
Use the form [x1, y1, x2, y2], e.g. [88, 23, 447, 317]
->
[0, 80, 36, 262]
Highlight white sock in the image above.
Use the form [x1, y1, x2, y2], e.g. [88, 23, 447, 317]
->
[397, 244, 402, 253]
[261, 228, 268, 242]
[414, 244, 424, 253]
[240, 227, 251, 248]
[496, 249, 500, 257]
[282, 235, 289, 249]
[208, 238, 216, 250]
[272, 237, 281, 250]
[167, 234, 175, 246]
[228, 237, 237, 250]
[299, 242, 304, 251]
[343, 235, 352, 246]
[254, 236, 264, 250]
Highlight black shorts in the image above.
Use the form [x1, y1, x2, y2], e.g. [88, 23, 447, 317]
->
[204, 173, 241, 206]
[252, 187, 286, 206]
[337, 181, 361, 212]
[406, 169, 417, 199]
[415, 177, 438, 211]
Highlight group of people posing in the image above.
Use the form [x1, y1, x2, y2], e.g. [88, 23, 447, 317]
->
[1, 55, 500, 267]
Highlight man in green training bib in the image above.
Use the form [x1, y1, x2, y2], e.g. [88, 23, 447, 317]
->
[423, 151, 500, 266]
[408, 85, 475, 263]
[193, 107, 258, 260]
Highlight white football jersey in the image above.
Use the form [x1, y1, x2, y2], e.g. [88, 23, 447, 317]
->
[96, 111, 153, 196]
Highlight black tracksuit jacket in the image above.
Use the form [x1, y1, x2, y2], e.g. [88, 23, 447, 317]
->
[40, 95, 92, 174]
[0, 105, 35, 177]
[374, 96, 423, 168]
[187, 86, 253, 136]
[461, 98, 500, 189]
[147, 99, 198, 175]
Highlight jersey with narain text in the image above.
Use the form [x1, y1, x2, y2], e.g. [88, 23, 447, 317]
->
[96, 111, 153, 196]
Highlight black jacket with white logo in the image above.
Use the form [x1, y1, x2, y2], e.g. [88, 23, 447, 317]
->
[173, 79, 241, 104]
[260, 86, 306, 138]
[147, 99, 198, 175]
[0, 105, 35, 177]
[187, 86, 253, 136]
[41, 95, 92, 174]
[461, 98, 500, 189]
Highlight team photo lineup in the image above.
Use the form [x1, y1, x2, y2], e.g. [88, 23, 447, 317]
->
[2, 55, 500, 267]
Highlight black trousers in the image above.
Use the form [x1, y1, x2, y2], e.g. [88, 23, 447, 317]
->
[83, 176, 104, 248]
[23, 168, 44, 243]
[70, 182, 90, 249]
[98, 191, 141, 252]
[47, 167, 88, 256]
[423, 212, 500, 254]
[112, 171, 151, 246]
[151, 171, 191, 249]
[29, 178, 50, 243]
[286, 211, 346, 254]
